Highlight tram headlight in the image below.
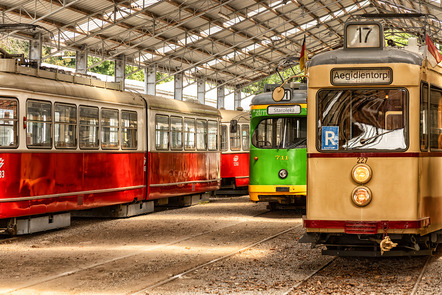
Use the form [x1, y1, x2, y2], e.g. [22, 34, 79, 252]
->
[278, 169, 288, 179]
[351, 164, 372, 184]
[351, 186, 372, 207]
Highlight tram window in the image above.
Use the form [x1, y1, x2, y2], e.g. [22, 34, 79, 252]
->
[208, 120, 218, 151]
[242, 124, 250, 151]
[230, 123, 241, 151]
[55, 103, 77, 149]
[0, 98, 18, 148]
[317, 89, 407, 151]
[26, 100, 52, 148]
[79, 106, 99, 149]
[220, 125, 228, 151]
[155, 115, 169, 150]
[101, 108, 119, 149]
[170, 116, 183, 150]
[252, 118, 306, 149]
[121, 111, 137, 149]
[196, 119, 207, 151]
[184, 117, 195, 150]
[429, 87, 442, 150]
[420, 83, 429, 151]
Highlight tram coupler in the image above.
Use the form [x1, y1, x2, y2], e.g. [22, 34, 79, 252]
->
[379, 236, 398, 255]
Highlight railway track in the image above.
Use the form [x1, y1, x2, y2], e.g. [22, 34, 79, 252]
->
[2, 205, 303, 295]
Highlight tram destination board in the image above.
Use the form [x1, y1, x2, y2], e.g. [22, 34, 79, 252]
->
[331, 68, 392, 85]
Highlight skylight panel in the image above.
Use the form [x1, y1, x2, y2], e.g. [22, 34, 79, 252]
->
[131, 0, 161, 9]
[200, 26, 223, 37]
[223, 16, 245, 27]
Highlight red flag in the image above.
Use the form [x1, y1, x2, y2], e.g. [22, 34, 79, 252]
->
[299, 35, 308, 71]
[426, 34, 441, 66]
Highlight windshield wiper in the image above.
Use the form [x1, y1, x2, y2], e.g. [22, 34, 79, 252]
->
[359, 129, 395, 145]
[286, 138, 307, 149]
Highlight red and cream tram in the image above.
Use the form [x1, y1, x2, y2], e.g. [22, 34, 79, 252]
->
[219, 109, 250, 192]
[300, 21, 442, 256]
[0, 57, 220, 234]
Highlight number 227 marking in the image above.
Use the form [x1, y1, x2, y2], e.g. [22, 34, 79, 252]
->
[357, 157, 368, 164]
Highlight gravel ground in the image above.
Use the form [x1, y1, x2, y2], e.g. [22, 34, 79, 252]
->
[0, 195, 441, 295]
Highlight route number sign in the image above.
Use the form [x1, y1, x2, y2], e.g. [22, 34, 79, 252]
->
[344, 22, 383, 49]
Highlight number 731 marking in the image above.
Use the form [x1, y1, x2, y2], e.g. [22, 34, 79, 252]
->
[275, 155, 288, 160]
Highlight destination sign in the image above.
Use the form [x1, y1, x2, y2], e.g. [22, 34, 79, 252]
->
[331, 68, 392, 85]
[267, 105, 301, 115]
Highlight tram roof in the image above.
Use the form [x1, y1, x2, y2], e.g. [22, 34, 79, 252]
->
[251, 86, 307, 106]
[0, 0, 439, 93]
[220, 109, 250, 123]
[309, 47, 424, 67]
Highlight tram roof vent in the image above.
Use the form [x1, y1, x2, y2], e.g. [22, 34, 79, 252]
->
[0, 58, 124, 91]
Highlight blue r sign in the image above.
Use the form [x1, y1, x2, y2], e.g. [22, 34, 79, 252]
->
[322, 126, 339, 150]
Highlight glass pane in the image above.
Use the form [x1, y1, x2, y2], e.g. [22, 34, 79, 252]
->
[430, 88, 442, 150]
[55, 104, 76, 123]
[80, 106, 99, 149]
[0, 98, 17, 147]
[170, 116, 183, 150]
[80, 106, 99, 125]
[27, 122, 51, 147]
[196, 120, 207, 150]
[230, 125, 241, 151]
[27, 100, 51, 122]
[155, 115, 169, 150]
[80, 125, 99, 148]
[102, 127, 119, 148]
[317, 89, 407, 151]
[121, 111, 137, 149]
[27, 100, 52, 147]
[122, 111, 137, 128]
[208, 120, 217, 151]
[102, 109, 119, 127]
[184, 118, 195, 150]
[241, 124, 250, 151]
[220, 125, 227, 151]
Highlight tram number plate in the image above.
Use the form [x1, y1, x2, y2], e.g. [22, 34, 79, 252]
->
[357, 157, 368, 164]
[0, 170, 4, 178]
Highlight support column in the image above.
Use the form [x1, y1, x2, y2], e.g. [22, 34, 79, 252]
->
[234, 87, 242, 110]
[144, 65, 157, 95]
[217, 84, 225, 109]
[29, 33, 42, 67]
[174, 72, 183, 101]
[115, 54, 126, 89]
[75, 49, 88, 74]
[197, 78, 205, 104]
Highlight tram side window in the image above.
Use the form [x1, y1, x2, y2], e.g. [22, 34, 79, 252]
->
[429, 86, 442, 150]
[101, 108, 119, 149]
[27, 100, 52, 148]
[241, 124, 250, 151]
[230, 123, 241, 151]
[420, 83, 428, 151]
[170, 116, 183, 150]
[208, 120, 218, 151]
[121, 111, 138, 149]
[155, 115, 169, 150]
[196, 119, 207, 151]
[184, 117, 195, 150]
[79, 106, 99, 149]
[220, 125, 228, 151]
[0, 98, 18, 148]
[55, 103, 77, 149]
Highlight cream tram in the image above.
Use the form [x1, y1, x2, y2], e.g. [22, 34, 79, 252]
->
[0, 57, 220, 235]
[300, 21, 442, 256]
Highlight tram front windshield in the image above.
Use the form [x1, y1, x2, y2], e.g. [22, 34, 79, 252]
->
[317, 88, 407, 151]
[252, 117, 307, 149]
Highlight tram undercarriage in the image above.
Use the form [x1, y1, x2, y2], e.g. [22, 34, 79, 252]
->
[300, 231, 442, 257]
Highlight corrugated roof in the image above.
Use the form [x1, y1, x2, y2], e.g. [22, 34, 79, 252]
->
[0, 0, 439, 91]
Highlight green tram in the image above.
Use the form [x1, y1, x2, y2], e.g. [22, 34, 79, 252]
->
[249, 83, 307, 209]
